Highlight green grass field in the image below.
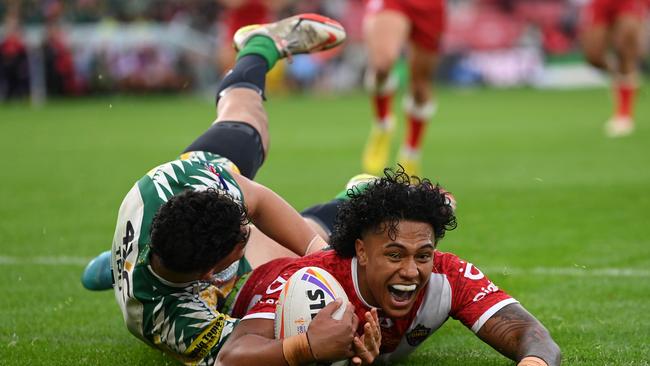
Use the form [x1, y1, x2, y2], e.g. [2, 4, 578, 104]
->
[1, 87, 649, 365]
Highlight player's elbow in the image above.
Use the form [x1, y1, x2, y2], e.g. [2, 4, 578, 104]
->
[546, 338, 562, 366]
[215, 345, 238, 366]
[215, 335, 247, 366]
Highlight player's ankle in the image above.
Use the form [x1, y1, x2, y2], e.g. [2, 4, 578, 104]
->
[236, 35, 280, 70]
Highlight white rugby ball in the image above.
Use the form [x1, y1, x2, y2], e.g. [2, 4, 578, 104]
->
[275, 266, 349, 366]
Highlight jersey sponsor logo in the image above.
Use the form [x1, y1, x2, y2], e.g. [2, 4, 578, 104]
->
[461, 262, 485, 280]
[266, 276, 287, 294]
[185, 314, 227, 362]
[406, 324, 432, 346]
[472, 282, 499, 302]
[115, 220, 135, 302]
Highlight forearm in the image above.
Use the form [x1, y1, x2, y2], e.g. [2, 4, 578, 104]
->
[217, 334, 287, 366]
[515, 327, 561, 366]
[478, 304, 561, 366]
[252, 185, 324, 255]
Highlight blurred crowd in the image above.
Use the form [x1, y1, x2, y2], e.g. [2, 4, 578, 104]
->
[0, 0, 646, 100]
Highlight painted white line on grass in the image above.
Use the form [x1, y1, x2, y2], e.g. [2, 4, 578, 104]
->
[483, 266, 650, 277]
[0, 255, 648, 277]
[0, 256, 91, 266]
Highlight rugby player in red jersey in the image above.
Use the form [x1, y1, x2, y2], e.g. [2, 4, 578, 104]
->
[218, 168, 561, 366]
[580, 0, 647, 137]
[361, 0, 446, 177]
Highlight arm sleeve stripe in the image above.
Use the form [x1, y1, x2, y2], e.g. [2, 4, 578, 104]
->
[242, 312, 275, 321]
[471, 298, 519, 333]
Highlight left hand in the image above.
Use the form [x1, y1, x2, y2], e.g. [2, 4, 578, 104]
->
[351, 308, 381, 366]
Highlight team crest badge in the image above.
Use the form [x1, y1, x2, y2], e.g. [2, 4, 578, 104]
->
[406, 324, 431, 346]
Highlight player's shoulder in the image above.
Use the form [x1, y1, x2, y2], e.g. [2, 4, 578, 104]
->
[432, 250, 501, 300]
[432, 250, 464, 273]
[293, 249, 348, 269]
[432, 250, 486, 279]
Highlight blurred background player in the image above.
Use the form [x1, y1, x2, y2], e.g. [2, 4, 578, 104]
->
[0, 1, 29, 100]
[580, 0, 648, 137]
[361, 0, 445, 177]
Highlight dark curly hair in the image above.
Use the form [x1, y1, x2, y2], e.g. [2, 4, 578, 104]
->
[149, 188, 250, 274]
[329, 167, 457, 258]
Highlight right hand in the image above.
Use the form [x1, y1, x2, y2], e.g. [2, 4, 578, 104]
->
[306, 299, 358, 362]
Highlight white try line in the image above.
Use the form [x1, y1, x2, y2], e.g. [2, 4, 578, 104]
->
[0, 255, 648, 277]
[0, 255, 91, 266]
[482, 266, 650, 278]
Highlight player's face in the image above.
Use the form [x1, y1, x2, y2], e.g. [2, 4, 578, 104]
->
[207, 226, 249, 277]
[356, 220, 435, 318]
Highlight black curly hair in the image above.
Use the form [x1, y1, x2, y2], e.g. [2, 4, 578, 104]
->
[329, 167, 457, 258]
[149, 188, 250, 274]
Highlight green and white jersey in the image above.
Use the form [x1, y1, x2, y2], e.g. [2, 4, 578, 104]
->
[111, 151, 244, 365]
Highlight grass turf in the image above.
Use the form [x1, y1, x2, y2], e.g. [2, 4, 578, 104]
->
[0, 87, 649, 365]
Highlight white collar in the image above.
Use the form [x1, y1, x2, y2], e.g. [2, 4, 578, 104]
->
[351, 256, 380, 309]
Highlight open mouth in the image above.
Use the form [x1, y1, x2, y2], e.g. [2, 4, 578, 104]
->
[388, 284, 417, 304]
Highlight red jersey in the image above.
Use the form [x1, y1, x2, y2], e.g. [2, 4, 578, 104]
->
[232, 250, 517, 363]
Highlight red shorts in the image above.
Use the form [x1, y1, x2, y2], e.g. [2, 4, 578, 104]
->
[581, 0, 647, 27]
[221, 0, 270, 39]
[364, 0, 446, 52]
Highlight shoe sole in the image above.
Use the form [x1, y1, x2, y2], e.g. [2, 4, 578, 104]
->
[233, 13, 345, 55]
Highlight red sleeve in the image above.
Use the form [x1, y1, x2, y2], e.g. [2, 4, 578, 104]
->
[436, 252, 518, 333]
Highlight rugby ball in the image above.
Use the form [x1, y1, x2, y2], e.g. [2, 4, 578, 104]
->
[275, 266, 349, 365]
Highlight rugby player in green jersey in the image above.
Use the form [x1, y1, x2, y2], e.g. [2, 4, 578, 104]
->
[80, 14, 382, 366]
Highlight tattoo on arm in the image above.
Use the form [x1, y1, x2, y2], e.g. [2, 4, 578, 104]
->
[477, 304, 561, 366]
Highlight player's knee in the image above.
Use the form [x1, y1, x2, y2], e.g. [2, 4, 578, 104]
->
[615, 30, 641, 55]
[217, 90, 267, 127]
[410, 82, 431, 105]
[583, 49, 607, 70]
[368, 47, 400, 75]
[372, 58, 397, 78]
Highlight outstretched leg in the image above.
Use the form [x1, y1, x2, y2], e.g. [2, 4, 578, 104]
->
[580, 2, 645, 137]
[82, 14, 346, 290]
[397, 43, 439, 178]
[183, 38, 276, 179]
[185, 14, 345, 177]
